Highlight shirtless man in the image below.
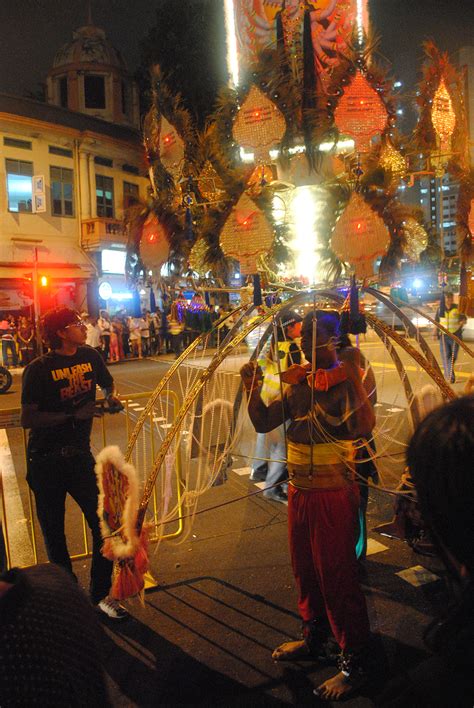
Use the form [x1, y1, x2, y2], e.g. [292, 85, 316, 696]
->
[240, 309, 375, 700]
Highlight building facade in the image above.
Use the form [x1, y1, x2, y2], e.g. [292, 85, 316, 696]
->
[0, 20, 148, 318]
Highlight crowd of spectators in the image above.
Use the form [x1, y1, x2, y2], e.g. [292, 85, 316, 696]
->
[0, 313, 36, 367]
[0, 293, 221, 368]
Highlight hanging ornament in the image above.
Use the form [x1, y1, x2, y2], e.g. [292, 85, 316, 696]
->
[188, 237, 210, 277]
[139, 214, 170, 274]
[197, 161, 226, 203]
[232, 85, 286, 163]
[403, 218, 428, 262]
[247, 164, 274, 196]
[379, 140, 406, 180]
[158, 116, 185, 181]
[331, 193, 390, 278]
[334, 72, 388, 153]
[220, 193, 273, 275]
[431, 78, 456, 154]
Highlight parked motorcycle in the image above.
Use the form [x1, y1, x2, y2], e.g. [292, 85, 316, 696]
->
[0, 366, 13, 393]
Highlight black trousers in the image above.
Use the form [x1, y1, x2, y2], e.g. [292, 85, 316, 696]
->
[26, 450, 112, 603]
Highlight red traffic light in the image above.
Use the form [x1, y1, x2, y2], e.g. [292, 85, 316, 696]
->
[39, 275, 49, 287]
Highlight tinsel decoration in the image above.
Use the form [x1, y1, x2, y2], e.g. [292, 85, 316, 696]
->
[334, 71, 388, 153]
[302, 9, 316, 110]
[188, 237, 210, 277]
[379, 139, 406, 180]
[431, 78, 456, 154]
[331, 192, 390, 278]
[220, 193, 273, 274]
[197, 161, 227, 203]
[158, 116, 185, 181]
[139, 214, 170, 275]
[403, 218, 428, 262]
[232, 85, 286, 162]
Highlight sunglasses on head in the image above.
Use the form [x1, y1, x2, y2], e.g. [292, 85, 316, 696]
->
[63, 319, 86, 329]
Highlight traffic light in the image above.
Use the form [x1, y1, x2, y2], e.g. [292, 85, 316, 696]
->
[39, 275, 49, 287]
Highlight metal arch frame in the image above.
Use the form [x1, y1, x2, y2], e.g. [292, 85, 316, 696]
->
[383, 296, 473, 359]
[135, 289, 457, 530]
[124, 303, 249, 461]
[364, 286, 446, 376]
[136, 299, 296, 528]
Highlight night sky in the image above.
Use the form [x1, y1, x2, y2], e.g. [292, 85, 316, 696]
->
[0, 0, 473, 99]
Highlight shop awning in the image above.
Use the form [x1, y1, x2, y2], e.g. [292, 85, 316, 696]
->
[0, 240, 97, 281]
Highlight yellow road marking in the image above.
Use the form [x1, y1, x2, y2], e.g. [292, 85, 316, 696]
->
[370, 361, 471, 378]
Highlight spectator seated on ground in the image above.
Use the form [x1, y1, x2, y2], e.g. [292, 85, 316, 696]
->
[378, 394, 474, 707]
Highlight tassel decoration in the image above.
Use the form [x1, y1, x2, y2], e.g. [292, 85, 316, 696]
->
[253, 273, 263, 306]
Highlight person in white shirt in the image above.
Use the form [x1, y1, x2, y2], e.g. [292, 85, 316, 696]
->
[83, 314, 102, 356]
[128, 316, 142, 358]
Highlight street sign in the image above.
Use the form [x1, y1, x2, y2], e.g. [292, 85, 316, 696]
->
[0, 409, 21, 429]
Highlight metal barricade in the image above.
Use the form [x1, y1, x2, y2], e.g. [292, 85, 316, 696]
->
[0, 390, 183, 571]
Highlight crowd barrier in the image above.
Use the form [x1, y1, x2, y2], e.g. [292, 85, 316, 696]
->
[0, 390, 183, 572]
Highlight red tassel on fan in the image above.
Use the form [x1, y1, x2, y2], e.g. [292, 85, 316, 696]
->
[111, 558, 145, 600]
[134, 527, 150, 575]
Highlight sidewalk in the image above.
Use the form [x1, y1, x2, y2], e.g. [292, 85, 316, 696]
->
[80, 467, 447, 707]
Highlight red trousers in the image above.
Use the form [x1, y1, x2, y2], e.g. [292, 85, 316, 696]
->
[288, 483, 370, 651]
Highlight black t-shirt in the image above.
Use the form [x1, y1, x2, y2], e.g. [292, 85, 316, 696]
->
[21, 346, 113, 452]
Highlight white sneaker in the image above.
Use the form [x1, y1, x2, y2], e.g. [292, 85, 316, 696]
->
[96, 596, 130, 620]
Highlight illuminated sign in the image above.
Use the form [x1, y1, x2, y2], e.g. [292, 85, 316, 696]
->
[99, 281, 113, 300]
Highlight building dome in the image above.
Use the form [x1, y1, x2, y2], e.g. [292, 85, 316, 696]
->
[53, 24, 127, 72]
[46, 22, 139, 129]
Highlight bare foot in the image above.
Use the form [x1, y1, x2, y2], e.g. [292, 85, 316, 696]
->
[315, 670, 364, 701]
[272, 640, 311, 661]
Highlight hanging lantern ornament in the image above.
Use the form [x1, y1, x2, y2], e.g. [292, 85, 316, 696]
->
[158, 116, 185, 181]
[403, 218, 428, 262]
[334, 72, 388, 153]
[197, 161, 227, 203]
[220, 193, 273, 275]
[431, 78, 456, 154]
[139, 214, 170, 275]
[232, 85, 286, 163]
[379, 139, 406, 180]
[331, 192, 390, 278]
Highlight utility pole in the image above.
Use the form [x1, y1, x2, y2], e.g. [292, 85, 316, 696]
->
[32, 247, 43, 356]
[11, 238, 44, 356]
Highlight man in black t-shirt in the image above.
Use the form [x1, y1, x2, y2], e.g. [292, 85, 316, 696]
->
[21, 307, 128, 620]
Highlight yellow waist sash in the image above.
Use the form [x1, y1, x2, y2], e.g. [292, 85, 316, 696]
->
[287, 440, 356, 489]
[288, 440, 356, 466]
